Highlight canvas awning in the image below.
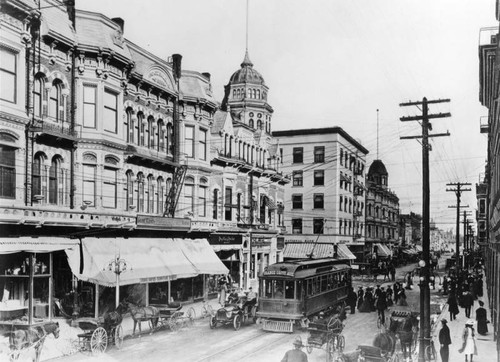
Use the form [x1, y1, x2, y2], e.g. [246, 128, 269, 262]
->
[375, 243, 392, 257]
[338, 244, 357, 260]
[65, 238, 227, 287]
[0, 237, 79, 254]
[211, 243, 242, 252]
[283, 242, 355, 260]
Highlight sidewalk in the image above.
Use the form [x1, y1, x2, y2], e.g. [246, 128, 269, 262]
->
[432, 273, 496, 362]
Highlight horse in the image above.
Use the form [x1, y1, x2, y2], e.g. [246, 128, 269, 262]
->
[9, 321, 60, 362]
[118, 300, 159, 337]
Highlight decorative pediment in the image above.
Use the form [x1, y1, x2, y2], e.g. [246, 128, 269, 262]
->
[144, 66, 175, 92]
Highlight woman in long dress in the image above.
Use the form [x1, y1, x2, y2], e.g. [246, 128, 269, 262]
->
[459, 320, 477, 362]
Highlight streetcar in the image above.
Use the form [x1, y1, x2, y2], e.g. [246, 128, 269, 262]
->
[256, 258, 351, 333]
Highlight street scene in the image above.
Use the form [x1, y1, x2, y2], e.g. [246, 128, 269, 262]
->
[1, 0, 500, 362]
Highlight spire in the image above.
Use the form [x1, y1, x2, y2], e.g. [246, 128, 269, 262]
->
[241, 50, 253, 68]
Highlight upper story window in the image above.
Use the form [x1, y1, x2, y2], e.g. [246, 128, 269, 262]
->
[213, 189, 219, 220]
[33, 77, 43, 117]
[340, 148, 343, 166]
[292, 194, 303, 209]
[313, 218, 324, 234]
[313, 194, 324, 209]
[292, 218, 302, 234]
[314, 170, 324, 186]
[199, 128, 207, 161]
[104, 89, 118, 133]
[0, 142, 16, 198]
[293, 171, 303, 186]
[83, 85, 97, 128]
[125, 171, 134, 210]
[49, 80, 62, 122]
[82, 157, 97, 207]
[103, 166, 117, 209]
[198, 178, 207, 217]
[185, 125, 194, 158]
[184, 177, 195, 216]
[224, 187, 232, 221]
[48, 156, 62, 205]
[0, 47, 16, 103]
[293, 147, 303, 163]
[314, 146, 325, 163]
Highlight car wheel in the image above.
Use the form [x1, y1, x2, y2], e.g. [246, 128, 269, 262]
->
[209, 316, 217, 329]
[233, 315, 242, 331]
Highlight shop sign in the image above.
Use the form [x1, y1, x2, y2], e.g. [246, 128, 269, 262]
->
[210, 234, 242, 245]
[251, 237, 271, 248]
[136, 215, 190, 230]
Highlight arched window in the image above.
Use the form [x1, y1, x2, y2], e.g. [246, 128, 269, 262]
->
[166, 123, 173, 155]
[198, 178, 207, 217]
[49, 80, 62, 121]
[146, 175, 154, 213]
[32, 152, 45, 200]
[82, 154, 97, 207]
[126, 109, 134, 143]
[33, 76, 44, 117]
[158, 120, 165, 152]
[249, 119, 254, 128]
[257, 89, 261, 99]
[125, 170, 134, 210]
[184, 176, 195, 216]
[157, 177, 164, 214]
[247, 89, 252, 98]
[257, 120, 262, 130]
[137, 113, 145, 146]
[48, 156, 62, 204]
[137, 172, 144, 212]
[147, 117, 154, 148]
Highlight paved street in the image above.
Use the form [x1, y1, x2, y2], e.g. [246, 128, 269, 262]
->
[43, 261, 438, 362]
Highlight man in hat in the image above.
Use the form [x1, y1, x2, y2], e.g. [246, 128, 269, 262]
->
[281, 336, 308, 362]
[475, 300, 488, 335]
[438, 319, 452, 362]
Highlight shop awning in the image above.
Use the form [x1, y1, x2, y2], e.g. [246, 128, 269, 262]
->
[283, 242, 355, 260]
[211, 243, 242, 252]
[375, 243, 392, 257]
[0, 237, 79, 254]
[337, 244, 357, 260]
[173, 238, 229, 275]
[66, 238, 226, 287]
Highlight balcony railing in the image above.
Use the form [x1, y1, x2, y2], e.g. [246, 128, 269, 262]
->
[31, 118, 81, 139]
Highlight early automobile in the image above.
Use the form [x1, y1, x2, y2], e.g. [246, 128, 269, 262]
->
[209, 296, 257, 331]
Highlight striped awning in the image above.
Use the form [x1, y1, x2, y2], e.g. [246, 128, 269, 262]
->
[375, 243, 392, 257]
[283, 242, 355, 260]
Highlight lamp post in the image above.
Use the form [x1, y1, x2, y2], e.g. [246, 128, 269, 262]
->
[106, 255, 128, 308]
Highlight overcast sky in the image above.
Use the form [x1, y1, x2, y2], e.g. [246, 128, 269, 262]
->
[77, 0, 496, 231]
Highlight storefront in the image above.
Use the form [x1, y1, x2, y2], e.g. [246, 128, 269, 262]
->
[0, 237, 79, 325]
[65, 237, 228, 316]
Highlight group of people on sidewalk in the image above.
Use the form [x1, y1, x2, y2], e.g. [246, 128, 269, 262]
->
[354, 282, 408, 316]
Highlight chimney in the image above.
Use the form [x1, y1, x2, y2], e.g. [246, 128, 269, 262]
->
[65, 0, 76, 28]
[111, 17, 125, 33]
[172, 54, 182, 80]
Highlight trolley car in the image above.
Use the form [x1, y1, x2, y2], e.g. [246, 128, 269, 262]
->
[257, 258, 351, 332]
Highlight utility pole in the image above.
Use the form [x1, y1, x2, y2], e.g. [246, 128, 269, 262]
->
[446, 182, 471, 271]
[400, 97, 450, 362]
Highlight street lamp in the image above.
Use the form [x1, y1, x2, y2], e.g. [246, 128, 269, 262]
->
[105, 254, 128, 308]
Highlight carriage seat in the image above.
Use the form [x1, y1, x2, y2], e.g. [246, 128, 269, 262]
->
[357, 345, 383, 358]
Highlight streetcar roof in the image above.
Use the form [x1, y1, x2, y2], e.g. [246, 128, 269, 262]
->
[262, 258, 350, 279]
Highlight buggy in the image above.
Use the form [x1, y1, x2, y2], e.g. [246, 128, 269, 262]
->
[306, 316, 345, 355]
[75, 311, 123, 355]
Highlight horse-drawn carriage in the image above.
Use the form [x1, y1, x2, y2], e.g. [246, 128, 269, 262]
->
[75, 310, 123, 355]
[7, 320, 60, 362]
[306, 315, 345, 356]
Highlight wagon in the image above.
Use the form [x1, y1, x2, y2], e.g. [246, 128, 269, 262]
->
[75, 314, 123, 355]
[150, 303, 196, 332]
[306, 316, 345, 355]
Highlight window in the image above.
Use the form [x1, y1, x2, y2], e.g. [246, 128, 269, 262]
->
[104, 89, 118, 133]
[103, 167, 117, 208]
[166, 123, 173, 154]
[126, 110, 134, 142]
[138, 114, 145, 146]
[340, 149, 343, 166]
[224, 187, 232, 221]
[0, 144, 16, 198]
[81, 87, 98, 131]
[126, 171, 134, 210]
[48, 157, 59, 204]
[213, 189, 219, 220]
[49, 81, 61, 121]
[292, 194, 303, 209]
[33, 77, 43, 117]
[82, 164, 96, 206]
[184, 180, 194, 215]
[313, 218, 324, 234]
[199, 129, 207, 160]
[313, 194, 324, 209]
[249, 119, 254, 128]
[293, 147, 303, 163]
[198, 182, 207, 217]
[146, 175, 154, 213]
[339, 195, 343, 211]
[32, 153, 43, 200]
[292, 171, 303, 186]
[314, 170, 324, 186]
[157, 177, 164, 214]
[0, 48, 16, 103]
[185, 125, 194, 158]
[137, 173, 144, 212]
[292, 218, 302, 234]
[314, 146, 325, 163]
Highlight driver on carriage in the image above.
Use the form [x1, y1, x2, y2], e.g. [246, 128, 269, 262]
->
[242, 287, 257, 312]
[227, 288, 240, 305]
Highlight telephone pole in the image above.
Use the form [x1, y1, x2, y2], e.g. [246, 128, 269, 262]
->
[400, 97, 450, 362]
[446, 182, 471, 271]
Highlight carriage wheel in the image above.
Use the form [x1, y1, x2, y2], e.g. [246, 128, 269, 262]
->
[186, 307, 195, 326]
[233, 314, 242, 331]
[114, 325, 124, 349]
[169, 311, 182, 331]
[209, 316, 217, 329]
[90, 327, 108, 355]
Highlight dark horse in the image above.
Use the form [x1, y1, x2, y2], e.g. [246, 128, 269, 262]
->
[373, 311, 418, 360]
[118, 300, 159, 336]
[9, 321, 60, 362]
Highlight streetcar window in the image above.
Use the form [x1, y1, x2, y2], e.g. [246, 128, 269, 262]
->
[285, 280, 294, 299]
[307, 279, 313, 296]
[264, 280, 273, 298]
[327, 274, 334, 290]
[274, 280, 284, 298]
[321, 275, 328, 292]
[296, 281, 302, 299]
[313, 277, 320, 295]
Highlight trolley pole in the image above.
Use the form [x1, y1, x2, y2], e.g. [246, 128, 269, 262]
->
[400, 97, 450, 362]
[446, 183, 471, 272]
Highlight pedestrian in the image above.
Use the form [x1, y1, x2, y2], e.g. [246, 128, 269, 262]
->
[386, 285, 393, 307]
[357, 286, 364, 310]
[447, 291, 459, 321]
[396, 288, 407, 306]
[389, 263, 396, 282]
[281, 336, 308, 362]
[393, 283, 400, 304]
[475, 300, 488, 335]
[463, 290, 474, 318]
[458, 320, 477, 362]
[347, 287, 357, 314]
[439, 319, 452, 362]
[376, 287, 387, 324]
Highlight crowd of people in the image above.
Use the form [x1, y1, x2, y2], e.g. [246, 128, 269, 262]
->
[352, 282, 409, 319]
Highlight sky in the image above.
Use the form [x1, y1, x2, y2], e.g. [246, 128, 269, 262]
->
[77, 0, 496, 232]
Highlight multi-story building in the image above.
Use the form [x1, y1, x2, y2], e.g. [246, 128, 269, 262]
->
[0, 0, 287, 322]
[478, 5, 500, 357]
[272, 127, 368, 262]
[364, 159, 400, 261]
